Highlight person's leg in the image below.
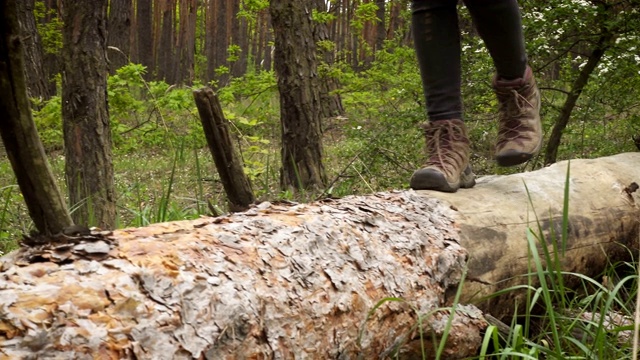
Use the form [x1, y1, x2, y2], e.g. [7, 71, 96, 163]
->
[410, 0, 475, 192]
[464, 0, 542, 166]
[411, 0, 462, 121]
[463, 0, 527, 80]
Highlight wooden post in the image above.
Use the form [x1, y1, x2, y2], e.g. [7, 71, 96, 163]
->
[193, 88, 255, 211]
[0, 0, 73, 235]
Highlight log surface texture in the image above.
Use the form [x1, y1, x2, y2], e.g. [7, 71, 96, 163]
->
[1, 153, 640, 359]
[425, 152, 640, 318]
[0, 192, 483, 359]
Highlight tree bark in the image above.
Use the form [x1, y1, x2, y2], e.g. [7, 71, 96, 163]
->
[107, 0, 133, 74]
[157, 0, 176, 84]
[313, 0, 345, 118]
[270, 0, 327, 190]
[136, 0, 153, 77]
[174, 0, 196, 85]
[193, 88, 255, 211]
[15, 0, 50, 102]
[61, 0, 116, 229]
[0, 0, 73, 235]
[374, 0, 386, 53]
[40, 0, 61, 98]
[1, 153, 639, 359]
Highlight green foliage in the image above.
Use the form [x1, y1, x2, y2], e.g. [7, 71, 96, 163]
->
[237, 0, 269, 25]
[227, 44, 242, 63]
[106, 63, 204, 153]
[34, 0, 63, 55]
[350, 2, 380, 32]
[312, 9, 335, 24]
[216, 69, 279, 197]
[32, 95, 63, 150]
[324, 41, 426, 193]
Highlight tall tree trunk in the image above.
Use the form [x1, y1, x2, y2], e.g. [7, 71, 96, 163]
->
[544, 31, 614, 165]
[232, 4, 249, 78]
[61, 0, 116, 229]
[136, 0, 153, 77]
[15, 0, 50, 102]
[206, 0, 229, 85]
[312, 0, 344, 118]
[270, 0, 327, 190]
[216, 0, 230, 85]
[41, 0, 61, 97]
[107, 0, 133, 74]
[157, 0, 176, 83]
[175, 0, 196, 85]
[374, 0, 385, 53]
[261, 10, 273, 71]
[0, 0, 73, 235]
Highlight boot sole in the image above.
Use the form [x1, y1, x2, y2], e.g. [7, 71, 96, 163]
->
[410, 167, 476, 192]
[496, 138, 543, 167]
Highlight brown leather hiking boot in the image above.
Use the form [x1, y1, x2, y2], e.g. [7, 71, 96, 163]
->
[410, 119, 476, 192]
[493, 66, 542, 167]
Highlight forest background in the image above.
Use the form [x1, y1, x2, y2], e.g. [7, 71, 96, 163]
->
[1, 0, 639, 254]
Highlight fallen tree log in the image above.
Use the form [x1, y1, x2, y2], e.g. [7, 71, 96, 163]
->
[429, 152, 640, 318]
[1, 153, 639, 359]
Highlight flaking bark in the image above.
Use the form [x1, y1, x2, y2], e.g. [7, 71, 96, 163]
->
[0, 191, 482, 359]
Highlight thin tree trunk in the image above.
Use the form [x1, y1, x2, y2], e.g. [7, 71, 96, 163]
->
[15, 0, 49, 102]
[228, 0, 244, 78]
[41, 0, 61, 98]
[0, 0, 73, 235]
[270, 0, 327, 190]
[157, 0, 176, 83]
[544, 31, 614, 165]
[374, 0, 385, 53]
[107, 0, 132, 73]
[175, 0, 196, 85]
[61, 0, 116, 229]
[313, 0, 344, 118]
[136, 0, 153, 77]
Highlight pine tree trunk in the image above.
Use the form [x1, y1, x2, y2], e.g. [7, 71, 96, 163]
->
[157, 0, 176, 84]
[61, 0, 116, 229]
[41, 0, 61, 98]
[15, 0, 49, 102]
[0, 0, 72, 235]
[313, 0, 344, 118]
[175, 0, 196, 85]
[107, 0, 132, 74]
[1, 153, 639, 358]
[136, 0, 153, 77]
[270, 0, 327, 190]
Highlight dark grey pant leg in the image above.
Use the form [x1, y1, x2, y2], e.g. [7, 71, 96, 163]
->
[411, 0, 462, 121]
[463, 0, 527, 79]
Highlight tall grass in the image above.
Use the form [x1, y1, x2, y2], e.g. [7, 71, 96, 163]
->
[475, 163, 638, 359]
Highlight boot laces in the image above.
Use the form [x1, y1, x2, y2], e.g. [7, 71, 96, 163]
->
[496, 87, 535, 145]
[424, 122, 467, 174]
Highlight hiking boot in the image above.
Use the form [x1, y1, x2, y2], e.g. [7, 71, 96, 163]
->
[493, 66, 542, 167]
[410, 119, 476, 192]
